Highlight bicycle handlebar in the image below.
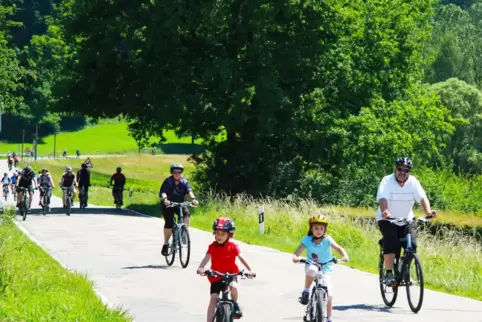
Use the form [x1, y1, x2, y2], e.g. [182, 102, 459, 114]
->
[386, 212, 436, 226]
[299, 257, 342, 268]
[166, 201, 196, 208]
[203, 269, 256, 279]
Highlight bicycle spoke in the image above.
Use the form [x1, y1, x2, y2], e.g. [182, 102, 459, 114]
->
[406, 254, 424, 313]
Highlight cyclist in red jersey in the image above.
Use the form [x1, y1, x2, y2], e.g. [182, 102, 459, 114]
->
[197, 218, 255, 321]
[110, 167, 126, 205]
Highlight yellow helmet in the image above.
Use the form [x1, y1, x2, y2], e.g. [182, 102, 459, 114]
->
[309, 214, 328, 225]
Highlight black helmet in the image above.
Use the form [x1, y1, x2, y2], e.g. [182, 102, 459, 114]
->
[23, 165, 33, 175]
[212, 217, 236, 233]
[116, 167, 122, 173]
[395, 157, 413, 169]
[81, 163, 87, 169]
[170, 163, 184, 173]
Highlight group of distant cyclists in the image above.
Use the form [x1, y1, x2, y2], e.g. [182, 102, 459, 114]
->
[3, 162, 127, 213]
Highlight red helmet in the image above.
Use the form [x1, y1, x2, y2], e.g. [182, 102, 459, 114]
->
[212, 217, 235, 233]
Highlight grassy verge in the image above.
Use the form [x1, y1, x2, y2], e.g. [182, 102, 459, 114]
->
[28, 156, 482, 301]
[0, 206, 131, 321]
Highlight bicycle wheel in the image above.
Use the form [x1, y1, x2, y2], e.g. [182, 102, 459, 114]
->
[66, 194, 71, 216]
[165, 230, 176, 266]
[379, 250, 398, 307]
[315, 289, 327, 322]
[22, 198, 28, 221]
[178, 225, 191, 268]
[220, 303, 232, 322]
[406, 254, 424, 313]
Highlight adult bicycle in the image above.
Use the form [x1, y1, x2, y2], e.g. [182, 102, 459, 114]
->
[164, 201, 194, 268]
[378, 215, 433, 313]
[39, 185, 51, 216]
[62, 187, 74, 216]
[299, 257, 343, 322]
[203, 269, 255, 322]
[17, 187, 29, 221]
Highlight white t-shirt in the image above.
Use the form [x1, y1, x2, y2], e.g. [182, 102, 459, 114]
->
[376, 174, 427, 221]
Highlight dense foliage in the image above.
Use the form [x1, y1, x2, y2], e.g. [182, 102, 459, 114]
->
[2, 0, 482, 213]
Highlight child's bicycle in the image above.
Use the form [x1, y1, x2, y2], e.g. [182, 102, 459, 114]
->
[378, 215, 434, 313]
[299, 257, 343, 322]
[203, 269, 255, 321]
[164, 201, 194, 268]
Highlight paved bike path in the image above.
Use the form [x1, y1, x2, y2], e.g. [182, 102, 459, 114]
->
[3, 169, 482, 321]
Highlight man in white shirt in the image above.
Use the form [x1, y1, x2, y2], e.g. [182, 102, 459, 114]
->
[376, 157, 436, 285]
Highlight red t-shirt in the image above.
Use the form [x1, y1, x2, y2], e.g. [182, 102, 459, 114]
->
[207, 241, 241, 283]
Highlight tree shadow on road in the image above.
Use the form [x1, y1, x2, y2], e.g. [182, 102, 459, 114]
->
[24, 206, 154, 218]
[333, 304, 391, 312]
[122, 265, 169, 270]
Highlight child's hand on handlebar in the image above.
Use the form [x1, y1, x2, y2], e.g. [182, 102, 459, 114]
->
[340, 256, 349, 263]
[245, 271, 256, 278]
[163, 199, 171, 206]
[197, 267, 205, 275]
[292, 255, 301, 263]
[192, 199, 199, 206]
[426, 210, 437, 219]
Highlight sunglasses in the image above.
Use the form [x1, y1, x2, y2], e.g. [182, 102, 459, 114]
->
[172, 171, 182, 174]
[397, 168, 410, 173]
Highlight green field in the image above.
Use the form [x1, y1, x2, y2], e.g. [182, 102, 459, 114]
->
[0, 122, 204, 156]
[29, 155, 482, 301]
[0, 207, 131, 321]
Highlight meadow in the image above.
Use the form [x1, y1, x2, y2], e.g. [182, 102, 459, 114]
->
[0, 207, 131, 321]
[0, 122, 203, 156]
[29, 155, 482, 301]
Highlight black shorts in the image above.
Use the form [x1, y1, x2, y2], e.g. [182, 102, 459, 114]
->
[378, 220, 417, 255]
[16, 185, 33, 193]
[210, 278, 237, 295]
[162, 205, 190, 229]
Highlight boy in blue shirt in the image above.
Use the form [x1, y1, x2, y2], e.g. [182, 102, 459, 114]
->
[292, 214, 349, 322]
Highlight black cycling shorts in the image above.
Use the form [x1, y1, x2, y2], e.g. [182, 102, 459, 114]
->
[378, 220, 417, 255]
[162, 205, 190, 229]
[210, 278, 237, 295]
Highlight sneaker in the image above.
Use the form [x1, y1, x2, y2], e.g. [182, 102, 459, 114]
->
[299, 291, 309, 305]
[233, 302, 243, 319]
[385, 272, 396, 286]
[161, 244, 169, 256]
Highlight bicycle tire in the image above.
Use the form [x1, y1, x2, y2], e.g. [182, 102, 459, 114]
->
[66, 194, 71, 216]
[221, 303, 232, 322]
[379, 250, 398, 307]
[406, 254, 424, 313]
[165, 232, 176, 266]
[315, 288, 327, 322]
[178, 225, 191, 268]
[22, 197, 28, 221]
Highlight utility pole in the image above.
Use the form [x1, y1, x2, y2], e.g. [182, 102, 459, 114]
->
[34, 123, 38, 161]
[54, 131, 57, 159]
[21, 129, 25, 160]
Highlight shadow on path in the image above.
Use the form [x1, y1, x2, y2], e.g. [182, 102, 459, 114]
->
[333, 304, 391, 313]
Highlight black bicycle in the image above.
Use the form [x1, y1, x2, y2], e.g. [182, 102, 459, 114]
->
[203, 269, 255, 322]
[164, 201, 194, 268]
[378, 216, 433, 313]
[39, 186, 51, 216]
[17, 187, 29, 221]
[299, 258, 341, 322]
[62, 187, 74, 216]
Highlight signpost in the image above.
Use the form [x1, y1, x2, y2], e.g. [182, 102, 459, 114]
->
[84, 157, 93, 168]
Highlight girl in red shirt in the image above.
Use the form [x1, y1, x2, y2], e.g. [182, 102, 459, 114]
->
[197, 217, 255, 321]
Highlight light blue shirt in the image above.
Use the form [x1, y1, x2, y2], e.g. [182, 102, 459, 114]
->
[302, 235, 334, 272]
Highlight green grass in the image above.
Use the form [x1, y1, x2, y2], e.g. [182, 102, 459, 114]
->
[0, 122, 204, 156]
[0, 207, 132, 321]
[27, 155, 482, 301]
